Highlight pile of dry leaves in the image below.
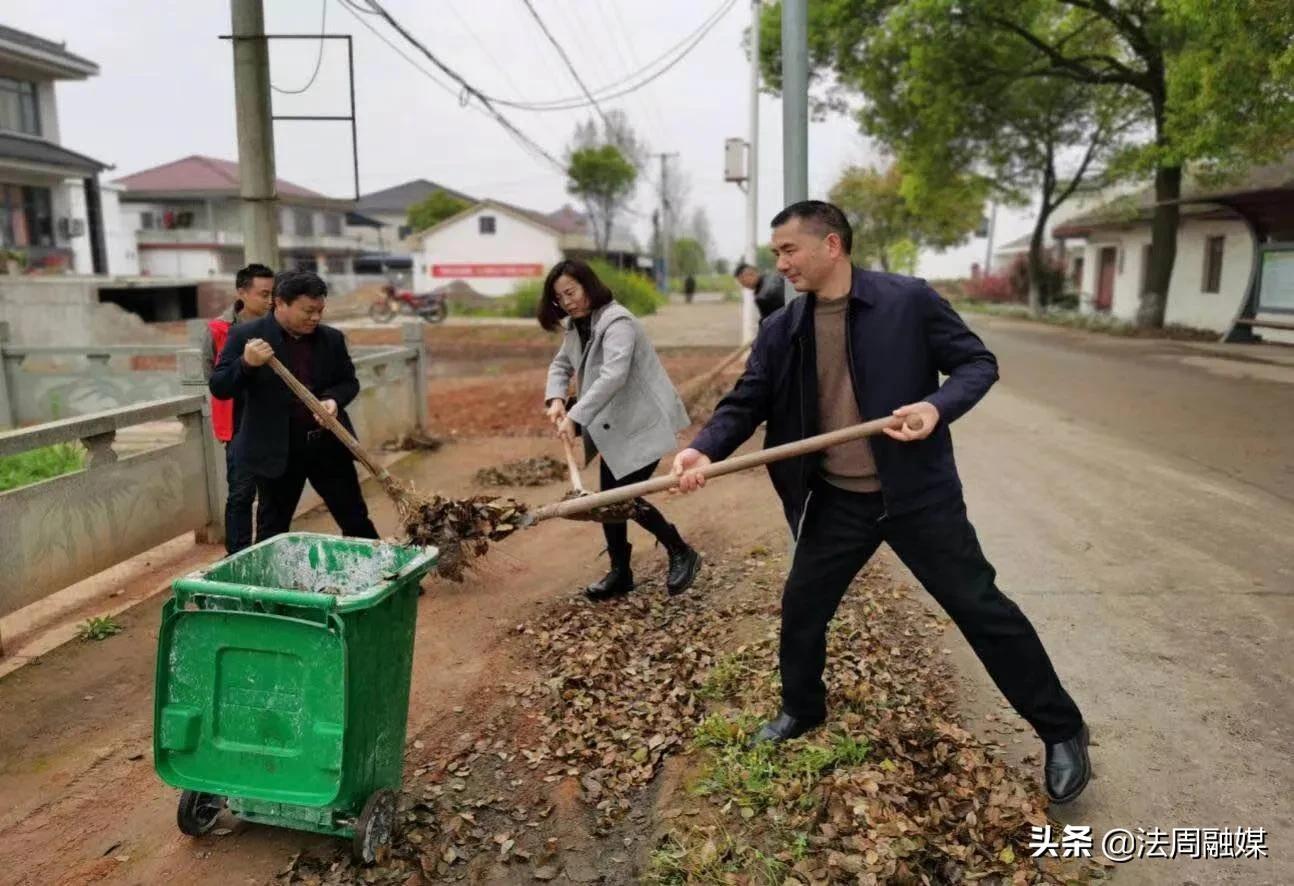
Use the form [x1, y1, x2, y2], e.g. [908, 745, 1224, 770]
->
[402, 494, 529, 580]
[473, 456, 567, 488]
[277, 549, 1102, 884]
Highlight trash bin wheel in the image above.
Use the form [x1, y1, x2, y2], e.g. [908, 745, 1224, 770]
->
[177, 790, 225, 836]
[352, 789, 397, 864]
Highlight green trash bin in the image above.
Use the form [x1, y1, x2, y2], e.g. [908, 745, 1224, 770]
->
[154, 532, 437, 862]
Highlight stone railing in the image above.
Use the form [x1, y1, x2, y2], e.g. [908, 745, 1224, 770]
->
[0, 323, 429, 655]
[0, 320, 429, 430]
[0, 395, 217, 653]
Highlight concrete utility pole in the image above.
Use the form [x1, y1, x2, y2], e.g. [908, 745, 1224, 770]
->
[742, 0, 761, 343]
[230, 0, 279, 268]
[655, 152, 679, 293]
[781, 0, 808, 300]
[983, 200, 998, 275]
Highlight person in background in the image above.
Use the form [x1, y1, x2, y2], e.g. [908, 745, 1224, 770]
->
[683, 273, 697, 304]
[734, 262, 787, 323]
[210, 270, 379, 543]
[201, 262, 274, 554]
[677, 201, 1090, 805]
[540, 259, 702, 600]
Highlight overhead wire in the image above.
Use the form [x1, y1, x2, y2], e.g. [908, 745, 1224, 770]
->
[518, 0, 613, 131]
[272, 0, 329, 95]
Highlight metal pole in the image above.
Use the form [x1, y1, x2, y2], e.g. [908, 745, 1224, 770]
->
[781, 0, 807, 301]
[983, 200, 998, 274]
[230, 0, 279, 268]
[742, 0, 761, 343]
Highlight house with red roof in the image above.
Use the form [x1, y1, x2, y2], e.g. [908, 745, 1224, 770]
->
[113, 154, 365, 278]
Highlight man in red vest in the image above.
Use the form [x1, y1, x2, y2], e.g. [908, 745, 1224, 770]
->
[202, 263, 274, 553]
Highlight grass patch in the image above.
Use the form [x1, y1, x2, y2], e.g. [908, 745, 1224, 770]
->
[697, 652, 758, 701]
[0, 443, 85, 492]
[77, 615, 123, 641]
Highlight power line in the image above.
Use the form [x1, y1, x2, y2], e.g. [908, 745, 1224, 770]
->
[354, 0, 565, 171]
[272, 0, 328, 95]
[446, 0, 529, 101]
[488, 0, 738, 111]
[336, 0, 463, 102]
[518, 0, 612, 130]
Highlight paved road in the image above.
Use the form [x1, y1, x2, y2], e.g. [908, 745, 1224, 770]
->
[937, 313, 1294, 884]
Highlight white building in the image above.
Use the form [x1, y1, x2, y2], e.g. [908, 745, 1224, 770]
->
[114, 155, 365, 277]
[1053, 158, 1294, 343]
[407, 200, 642, 298]
[0, 24, 132, 275]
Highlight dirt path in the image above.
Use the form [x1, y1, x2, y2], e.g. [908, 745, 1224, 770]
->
[0, 433, 785, 886]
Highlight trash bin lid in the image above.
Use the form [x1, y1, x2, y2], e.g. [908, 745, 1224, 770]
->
[154, 607, 346, 807]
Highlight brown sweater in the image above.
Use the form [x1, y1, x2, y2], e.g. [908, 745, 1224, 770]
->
[814, 296, 880, 493]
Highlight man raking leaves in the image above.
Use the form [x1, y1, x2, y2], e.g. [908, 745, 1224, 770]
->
[672, 201, 1093, 805]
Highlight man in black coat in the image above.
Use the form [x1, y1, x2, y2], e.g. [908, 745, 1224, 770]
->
[734, 261, 787, 323]
[675, 201, 1090, 804]
[210, 269, 379, 542]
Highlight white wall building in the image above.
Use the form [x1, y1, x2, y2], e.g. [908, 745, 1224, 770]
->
[0, 24, 126, 275]
[407, 200, 642, 298]
[1054, 158, 1294, 343]
[408, 201, 565, 297]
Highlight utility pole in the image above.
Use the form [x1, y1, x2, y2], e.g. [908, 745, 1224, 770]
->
[781, 0, 807, 299]
[230, 0, 279, 268]
[982, 200, 998, 275]
[742, 0, 761, 343]
[655, 152, 679, 294]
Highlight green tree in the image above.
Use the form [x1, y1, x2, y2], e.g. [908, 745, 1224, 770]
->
[670, 237, 708, 276]
[567, 145, 638, 256]
[713, 257, 731, 275]
[756, 245, 775, 271]
[407, 191, 470, 233]
[760, 0, 1294, 327]
[828, 163, 982, 272]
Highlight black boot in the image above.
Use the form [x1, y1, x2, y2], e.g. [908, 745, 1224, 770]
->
[585, 543, 633, 600]
[1044, 723, 1092, 804]
[659, 524, 701, 595]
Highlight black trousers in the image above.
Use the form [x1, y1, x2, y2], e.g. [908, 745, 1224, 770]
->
[598, 458, 677, 553]
[255, 428, 379, 541]
[224, 443, 270, 555]
[780, 481, 1083, 744]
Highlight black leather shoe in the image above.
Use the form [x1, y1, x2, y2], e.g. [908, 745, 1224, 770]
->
[752, 711, 825, 744]
[585, 544, 633, 601]
[665, 545, 701, 595]
[1044, 724, 1091, 804]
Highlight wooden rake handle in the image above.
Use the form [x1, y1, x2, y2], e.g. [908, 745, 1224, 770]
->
[529, 413, 923, 523]
[265, 355, 389, 482]
[561, 435, 586, 493]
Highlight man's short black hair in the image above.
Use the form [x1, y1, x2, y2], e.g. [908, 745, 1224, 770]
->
[770, 200, 853, 255]
[733, 262, 757, 278]
[235, 263, 275, 291]
[274, 269, 329, 305]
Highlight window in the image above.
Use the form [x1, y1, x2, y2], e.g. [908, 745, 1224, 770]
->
[323, 212, 343, 236]
[0, 78, 40, 135]
[0, 184, 53, 248]
[1071, 256, 1085, 290]
[479, 215, 497, 235]
[1203, 235, 1225, 293]
[140, 211, 156, 230]
[292, 208, 315, 236]
[325, 254, 347, 273]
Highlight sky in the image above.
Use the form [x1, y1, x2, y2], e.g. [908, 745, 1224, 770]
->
[5, 0, 1037, 278]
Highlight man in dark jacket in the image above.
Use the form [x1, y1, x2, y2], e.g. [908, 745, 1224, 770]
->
[734, 262, 786, 322]
[201, 262, 274, 553]
[674, 201, 1090, 804]
[210, 269, 379, 542]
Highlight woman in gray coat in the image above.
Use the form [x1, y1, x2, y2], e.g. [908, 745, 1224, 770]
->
[540, 260, 701, 600]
